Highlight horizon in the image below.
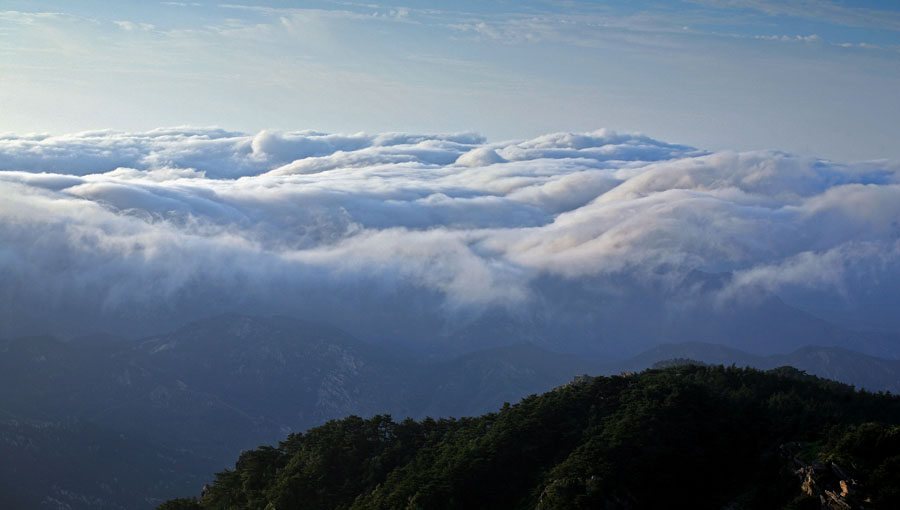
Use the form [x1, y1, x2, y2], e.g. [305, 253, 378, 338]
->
[2, 0, 900, 161]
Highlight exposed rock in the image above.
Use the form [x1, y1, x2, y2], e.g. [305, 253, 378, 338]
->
[572, 374, 593, 384]
[825, 489, 853, 510]
[839, 479, 854, 498]
[799, 467, 820, 497]
[782, 443, 873, 510]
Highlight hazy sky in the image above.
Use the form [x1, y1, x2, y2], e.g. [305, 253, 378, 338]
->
[2, 0, 899, 161]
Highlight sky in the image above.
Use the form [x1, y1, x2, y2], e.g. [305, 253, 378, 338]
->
[1, 0, 899, 161]
[2, 1, 900, 356]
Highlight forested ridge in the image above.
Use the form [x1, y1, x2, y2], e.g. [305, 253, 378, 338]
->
[161, 365, 900, 509]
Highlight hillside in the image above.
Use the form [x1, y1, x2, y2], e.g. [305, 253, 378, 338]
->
[617, 342, 900, 393]
[0, 316, 603, 457]
[162, 365, 900, 510]
[0, 415, 207, 509]
[5, 316, 900, 508]
[0, 315, 605, 508]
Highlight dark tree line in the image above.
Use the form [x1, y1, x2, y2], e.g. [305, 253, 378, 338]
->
[161, 364, 900, 509]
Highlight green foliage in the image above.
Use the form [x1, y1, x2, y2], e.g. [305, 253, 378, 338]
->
[167, 365, 900, 510]
[157, 497, 201, 510]
[823, 422, 900, 507]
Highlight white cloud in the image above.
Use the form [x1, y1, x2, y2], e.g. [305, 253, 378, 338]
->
[113, 20, 155, 31]
[1, 127, 899, 348]
[455, 147, 506, 167]
[754, 34, 821, 42]
[686, 0, 900, 32]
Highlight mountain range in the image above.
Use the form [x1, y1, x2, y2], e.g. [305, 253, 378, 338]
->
[2, 313, 900, 508]
[161, 364, 900, 510]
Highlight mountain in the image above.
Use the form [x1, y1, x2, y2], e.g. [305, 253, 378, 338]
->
[0, 412, 207, 509]
[116, 314, 421, 454]
[417, 273, 900, 361]
[420, 342, 603, 418]
[161, 365, 900, 510]
[5, 314, 900, 509]
[0, 315, 603, 508]
[616, 342, 900, 393]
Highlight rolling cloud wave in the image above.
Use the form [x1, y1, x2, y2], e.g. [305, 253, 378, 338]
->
[2, 128, 898, 349]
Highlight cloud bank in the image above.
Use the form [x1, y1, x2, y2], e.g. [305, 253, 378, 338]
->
[2, 128, 899, 354]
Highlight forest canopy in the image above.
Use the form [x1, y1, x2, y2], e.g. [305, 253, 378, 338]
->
[161, 365, 900, 509]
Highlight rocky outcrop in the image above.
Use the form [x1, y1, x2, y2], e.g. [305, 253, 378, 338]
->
[781, 442, 874, 510]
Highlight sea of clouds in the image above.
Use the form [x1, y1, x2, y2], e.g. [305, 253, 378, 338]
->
[2, 128, 899, 353]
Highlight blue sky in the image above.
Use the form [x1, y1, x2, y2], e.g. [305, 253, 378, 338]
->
[2, 0, 899, 160]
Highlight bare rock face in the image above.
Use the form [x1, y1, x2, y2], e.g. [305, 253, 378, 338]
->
[839, 479, 853, 498]
[824, 489, 853, 510]
[799, 466, 821, 497]
[782, 443, 873, 510]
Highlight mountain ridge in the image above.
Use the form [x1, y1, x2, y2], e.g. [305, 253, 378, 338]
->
[4, 314, 900, 509]
[161, 364, 900, 509]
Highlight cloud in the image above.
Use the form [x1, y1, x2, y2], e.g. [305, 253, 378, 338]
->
[456, 147, 506, 167]
[685, 0, 900, 32]
[0, 10, 78, 25]
[1, 127, 899, 349]
[754, 34, 821, 43]
[113, 20, 155, 31]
